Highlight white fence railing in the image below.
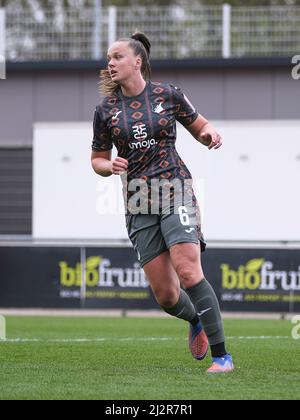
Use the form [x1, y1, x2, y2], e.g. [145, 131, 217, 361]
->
[3, 5, 300, 61]
[0, 8, 5, 78]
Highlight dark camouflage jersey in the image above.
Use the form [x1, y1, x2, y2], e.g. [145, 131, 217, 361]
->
[92, 80, 200, 216]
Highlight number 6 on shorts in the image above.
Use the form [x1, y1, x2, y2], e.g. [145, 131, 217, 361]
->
[178, 206, 190, 226]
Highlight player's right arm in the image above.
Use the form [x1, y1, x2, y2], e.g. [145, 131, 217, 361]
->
[91, 151, 128, 177]
[91, 105, 128, 177]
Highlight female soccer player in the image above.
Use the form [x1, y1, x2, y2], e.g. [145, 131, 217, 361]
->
[91, 32, 234, 374]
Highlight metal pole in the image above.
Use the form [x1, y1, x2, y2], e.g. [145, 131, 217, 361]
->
[0, 8, 6, 79]
[80, 247, 87, 308]
[289, 290, 295, 316]
[93, 0, 102, 60]
[222, 3, 231, 59]
[108, 6, 117, 47]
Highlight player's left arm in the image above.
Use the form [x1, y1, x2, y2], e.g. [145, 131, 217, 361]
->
[186, 114, 223, 150]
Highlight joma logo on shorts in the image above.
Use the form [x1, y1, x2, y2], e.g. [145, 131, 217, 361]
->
[129, 138, 158, 150]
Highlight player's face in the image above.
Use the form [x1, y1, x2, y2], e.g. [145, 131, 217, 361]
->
[107, 42, 141, 84]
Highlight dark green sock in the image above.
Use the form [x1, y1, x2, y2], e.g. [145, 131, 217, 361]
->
[161, 289, 199, 325]
[186, 279, 226, 346]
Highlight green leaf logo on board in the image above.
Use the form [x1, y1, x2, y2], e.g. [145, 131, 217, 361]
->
[246, 259, 264, 272]
[86, 257, 101, 271]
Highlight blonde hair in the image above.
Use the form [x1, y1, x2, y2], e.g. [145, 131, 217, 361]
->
[100, 32, 151, 97]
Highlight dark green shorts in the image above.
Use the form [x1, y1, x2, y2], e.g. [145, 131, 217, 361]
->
[125, 202, 206, 268]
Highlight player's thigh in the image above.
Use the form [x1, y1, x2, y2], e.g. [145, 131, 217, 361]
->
[143, 250, 180, 307]
[126, 213, 166, 266]
[160, 203, 206, 287]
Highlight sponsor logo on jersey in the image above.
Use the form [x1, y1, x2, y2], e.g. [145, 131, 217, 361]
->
[129, 138, 158, 150]
[130, 123, 158, 150]
[132, 124, 148, 141]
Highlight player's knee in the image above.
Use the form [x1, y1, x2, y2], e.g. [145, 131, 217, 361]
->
[178, 267, 196, 285]
[154, 289, 179, 308]
[176, 263, 203, 288]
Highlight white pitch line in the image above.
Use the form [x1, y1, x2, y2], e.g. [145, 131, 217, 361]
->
[0, 336, 291, 343]
[0, 337, 177, 343]
[228, 336, 290, 340]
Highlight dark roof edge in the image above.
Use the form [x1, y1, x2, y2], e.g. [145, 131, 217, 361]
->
[6, 57, 293, 72]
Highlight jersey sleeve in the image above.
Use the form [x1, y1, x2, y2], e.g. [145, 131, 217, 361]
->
[92, 106, 113, 152]
[170, 85, 199, 127]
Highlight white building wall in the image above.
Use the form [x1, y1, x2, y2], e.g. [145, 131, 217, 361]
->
[33, 120, 300, 241]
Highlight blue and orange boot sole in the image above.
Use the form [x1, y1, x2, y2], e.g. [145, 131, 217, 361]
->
[189, 321, 209, 361]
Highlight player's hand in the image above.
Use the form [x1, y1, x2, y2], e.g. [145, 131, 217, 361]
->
[201, 130, 223, 150]
[111, 157, 128, 175]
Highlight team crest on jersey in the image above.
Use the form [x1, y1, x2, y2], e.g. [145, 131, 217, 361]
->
[153, 102, 165, 114]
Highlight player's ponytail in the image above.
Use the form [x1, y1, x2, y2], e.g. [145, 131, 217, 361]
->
[100, 32, 152, 97]
[129, 31, 152, 81]
[130, 32, 151, 59]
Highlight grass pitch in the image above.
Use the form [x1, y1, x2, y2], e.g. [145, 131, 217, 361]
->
[0, 316, 299, 400]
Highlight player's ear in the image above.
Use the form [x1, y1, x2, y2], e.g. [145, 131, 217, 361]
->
[135, 55, 142, 70]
